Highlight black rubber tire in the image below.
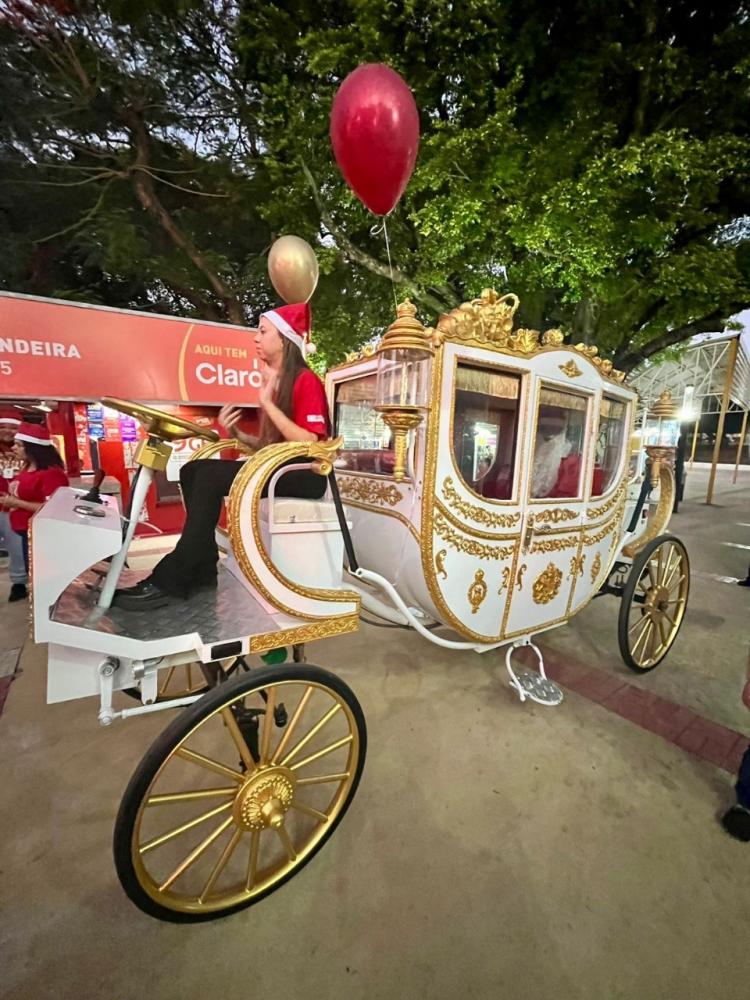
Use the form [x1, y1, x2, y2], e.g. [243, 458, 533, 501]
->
[113, 663, 367, 923]
[617, 533, 689, 673]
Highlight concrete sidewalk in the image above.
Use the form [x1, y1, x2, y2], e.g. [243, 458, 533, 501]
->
[0, 473, 749, 1000]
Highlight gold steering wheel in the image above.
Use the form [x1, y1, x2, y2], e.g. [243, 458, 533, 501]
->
[101, 397, 220, 444]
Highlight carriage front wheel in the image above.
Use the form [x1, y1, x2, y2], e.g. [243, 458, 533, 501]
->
[617, 534, 690, 673]
[114, 664, 366, 922]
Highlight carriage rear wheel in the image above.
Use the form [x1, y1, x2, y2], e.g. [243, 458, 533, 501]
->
[114, 664, 366, 922]
[617, 534, 689, 673]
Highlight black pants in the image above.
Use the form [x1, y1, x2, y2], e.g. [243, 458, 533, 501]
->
[150, 459, 326, 597]
[737, 744, 750, 809]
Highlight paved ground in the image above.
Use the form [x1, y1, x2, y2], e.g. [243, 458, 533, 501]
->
[1, 465, 748, 1000]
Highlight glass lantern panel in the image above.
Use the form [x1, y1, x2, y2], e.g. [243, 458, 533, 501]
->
[333, 373, 394, 474]
[375, 349, 432, 409]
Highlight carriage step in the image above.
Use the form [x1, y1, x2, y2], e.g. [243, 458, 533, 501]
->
[505, 641, 564, 707]
[508, 668, 564, 707]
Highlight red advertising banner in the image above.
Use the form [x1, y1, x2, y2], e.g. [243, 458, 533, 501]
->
[0, 292, 262, 405]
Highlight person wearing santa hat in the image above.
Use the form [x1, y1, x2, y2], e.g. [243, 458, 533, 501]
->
[0, 421, 69, 591]
[0, 416, 28, 601]
[114, 303, 331, 610]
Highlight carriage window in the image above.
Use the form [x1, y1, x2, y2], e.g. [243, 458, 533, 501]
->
[592, 396, 628, 496]
[530, 388, 588, 499]
[452, 364, 521, 500]
[333, 374, 394, 475]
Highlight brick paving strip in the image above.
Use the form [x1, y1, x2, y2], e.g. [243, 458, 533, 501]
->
[540, 645, 749, 775]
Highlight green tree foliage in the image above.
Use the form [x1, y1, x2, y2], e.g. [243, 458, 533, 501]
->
[1, 0, 749, 370]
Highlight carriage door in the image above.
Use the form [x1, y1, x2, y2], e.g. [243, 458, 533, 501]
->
[504, 379, 595, 637]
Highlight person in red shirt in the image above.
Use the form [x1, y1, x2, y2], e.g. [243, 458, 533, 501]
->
[115, 303, 331, 610]
[0, 422, 69, 588]
[0, 416, 28, 601]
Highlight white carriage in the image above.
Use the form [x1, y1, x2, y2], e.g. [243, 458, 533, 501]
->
[30, 289, 688, 921]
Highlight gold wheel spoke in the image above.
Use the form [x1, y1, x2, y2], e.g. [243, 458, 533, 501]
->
[260, 687, 277, 765]
[146, 787, 236, 807]
[159, 665, 177, 696]
[662, 550, 680, 589]
[158, 816, 234, 893]
[289, 734, 353, 772]
[646, 562, 658, 590]
[140, 800, 233, 854]
[290, 801, 329, 823]
[667, 573, 686, 594]
[271, 686, 314, 765]
[199, 827, 243, 903]
[657, 617, 669, 651]
[647, 619, 660, 663]
[656, 545, 664, 581]
[175, 746, 244, 783]
[221, 707, 256, 772]
[631, 617, 653, 658]
[280, 703, 342, 768]
[629, 611, 648, 634]
[276, 825, 297, 862]
[246, 830, 260, 891]
[662, 610, 677, 629]
[296, 772, 350, 787]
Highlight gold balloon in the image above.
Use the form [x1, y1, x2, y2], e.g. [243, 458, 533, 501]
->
[268, 235, 319, 304]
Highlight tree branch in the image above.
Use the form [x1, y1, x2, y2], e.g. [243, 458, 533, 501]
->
[614, 302, 750, 371]
[300, 161, 458, 316]
[120, 106, 244, 325]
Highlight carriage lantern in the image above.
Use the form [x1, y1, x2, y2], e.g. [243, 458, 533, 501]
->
[374, 300, 434, 481]
[644, 389, 679, 486]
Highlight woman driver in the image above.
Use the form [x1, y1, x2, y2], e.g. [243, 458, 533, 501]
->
[114, 303, 329, 611]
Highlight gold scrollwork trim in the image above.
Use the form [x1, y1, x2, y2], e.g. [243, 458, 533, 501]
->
[468, 570, 488, 614]
[516, 563, 527, 591]
[529, 533, 581, 555]
[586, 479, 627, 520]
[590, 550, 602, 583]
[534, 507, 578, 525]
[559, 359, 583, 378]
[441, 476, 521, 529]
[249, 614, 360, 654]
[584, 508, 623, 546]
[435, 497, 519, 541]
[622, 463, 675, 557]
[435, 549, 448, 579]
[498, 565, 512, 595]
[435, 509, 517, 561]
[568, 554, 585, 581]
[338, 475, 403, 507]
[532, 563, 563, 605]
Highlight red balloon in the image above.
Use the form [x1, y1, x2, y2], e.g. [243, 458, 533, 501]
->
[330, 64, 420, 216]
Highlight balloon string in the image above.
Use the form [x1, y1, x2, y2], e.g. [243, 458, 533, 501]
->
[371, 218, 399, 313]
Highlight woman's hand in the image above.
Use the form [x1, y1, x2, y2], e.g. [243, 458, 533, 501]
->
[0, 494, 19, 508]
[218, 404, 243, 435]
[259, 368, 278, 409]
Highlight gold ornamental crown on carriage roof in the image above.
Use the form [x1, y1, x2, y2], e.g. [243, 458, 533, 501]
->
[432, 288, 627, 383]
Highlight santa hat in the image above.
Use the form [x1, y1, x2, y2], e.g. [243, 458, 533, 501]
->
[15, 421, 53, 446]
[0, 417, 21, 427]
[261, 303, 316, 356]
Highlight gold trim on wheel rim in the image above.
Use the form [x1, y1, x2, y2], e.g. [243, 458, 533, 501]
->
[624, 539, 689, 669]
[130, 678, 361, 915]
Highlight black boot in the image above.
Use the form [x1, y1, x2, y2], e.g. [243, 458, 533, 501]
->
[112, 577, 173, 611]
[721, 805, 750, 842]
[8, 583, 27, 602]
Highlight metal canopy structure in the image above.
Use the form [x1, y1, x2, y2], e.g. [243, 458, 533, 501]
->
[629, 332, 750, 504]
[630, 333, 750, 415]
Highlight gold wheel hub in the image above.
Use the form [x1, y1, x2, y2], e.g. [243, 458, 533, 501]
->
[644, 584, 671, 620]
[232, 766, 296, 832]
